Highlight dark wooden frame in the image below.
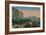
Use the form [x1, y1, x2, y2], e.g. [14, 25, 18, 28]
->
[5, 1, 45, 35]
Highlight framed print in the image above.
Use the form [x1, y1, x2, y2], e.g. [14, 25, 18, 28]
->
[5, 1, 45, 34]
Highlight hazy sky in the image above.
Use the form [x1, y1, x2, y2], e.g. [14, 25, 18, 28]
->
[13, 6, 40, 12]
[12, 6, 40, 17]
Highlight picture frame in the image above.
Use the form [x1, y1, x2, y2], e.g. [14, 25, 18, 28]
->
[5, 1, 45, 34]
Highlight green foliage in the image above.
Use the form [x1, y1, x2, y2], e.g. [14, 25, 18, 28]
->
[12, 7, 40, 28]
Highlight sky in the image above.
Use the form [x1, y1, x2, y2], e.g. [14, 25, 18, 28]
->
[12, 6, 40, 17]
[13, 6, 40, 12]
